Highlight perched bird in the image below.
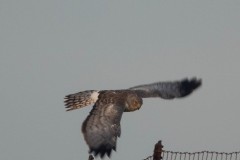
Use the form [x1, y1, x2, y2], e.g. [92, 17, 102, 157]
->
[64, 78, 201, 158]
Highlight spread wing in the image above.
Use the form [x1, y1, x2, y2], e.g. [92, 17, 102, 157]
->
[64, 90, 99, 111]
[129, 78, 201, 99]
[81, 93, 125, 158]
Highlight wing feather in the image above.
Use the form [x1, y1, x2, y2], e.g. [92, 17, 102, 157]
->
[129, 78, 201, 99]
[81, 92, 125, 158]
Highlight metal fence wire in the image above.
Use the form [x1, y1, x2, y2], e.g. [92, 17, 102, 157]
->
[88, 150, 240, 160]
[144, 149, 240, 160]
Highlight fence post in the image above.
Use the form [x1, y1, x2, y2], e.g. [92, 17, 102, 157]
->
[153, 140, 164, 160]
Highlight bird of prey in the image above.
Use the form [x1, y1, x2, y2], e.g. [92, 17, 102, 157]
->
[64, 78, 201, 158]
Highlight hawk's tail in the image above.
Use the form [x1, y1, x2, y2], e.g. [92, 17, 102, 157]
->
[64, 90, 99, 111]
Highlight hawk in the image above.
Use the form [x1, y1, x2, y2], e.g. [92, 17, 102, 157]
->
[64, 78, 201, 158]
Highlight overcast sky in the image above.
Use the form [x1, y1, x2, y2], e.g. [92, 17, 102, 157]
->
[1, 0, 240, 160]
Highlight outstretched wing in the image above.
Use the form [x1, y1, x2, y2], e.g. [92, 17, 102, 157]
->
[81, 92, 125, 158]
[64, 90, 99, 111]
[129, 78, 201, 99]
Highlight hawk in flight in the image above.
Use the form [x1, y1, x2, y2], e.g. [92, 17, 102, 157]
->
[64, 78, 201, 158]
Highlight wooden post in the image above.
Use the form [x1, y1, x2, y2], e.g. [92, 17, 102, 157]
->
[153, 140, 164, 160]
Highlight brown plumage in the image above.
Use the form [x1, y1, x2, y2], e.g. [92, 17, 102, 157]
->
[64, 78, 202, 158]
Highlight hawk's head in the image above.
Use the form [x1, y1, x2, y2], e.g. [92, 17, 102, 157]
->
[124, 93, 143, 112]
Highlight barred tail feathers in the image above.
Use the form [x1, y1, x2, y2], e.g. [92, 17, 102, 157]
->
[64, 90, 99, 111]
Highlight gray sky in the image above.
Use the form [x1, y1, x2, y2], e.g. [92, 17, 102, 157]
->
[1, 0, 240, 160]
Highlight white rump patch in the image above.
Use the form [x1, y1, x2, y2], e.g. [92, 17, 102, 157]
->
[90, 91, 99, 102]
